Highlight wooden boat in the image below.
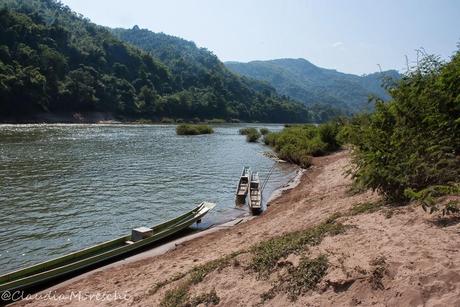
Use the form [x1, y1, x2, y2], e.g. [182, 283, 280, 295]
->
[248, 172, 262, 214]
[0, 202, 215, 294]
[235, 166, 251, 204]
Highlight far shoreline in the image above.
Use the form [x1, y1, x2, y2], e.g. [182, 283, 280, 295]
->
[0, 112, 311, 126]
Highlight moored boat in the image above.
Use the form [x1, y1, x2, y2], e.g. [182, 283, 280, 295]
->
[0, 202, 215, 294]
[235, 166, 251, 204]
[248, 172, 262, 214]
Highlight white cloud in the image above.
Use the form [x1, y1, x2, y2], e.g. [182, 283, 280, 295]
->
[332, 41, 344, 48]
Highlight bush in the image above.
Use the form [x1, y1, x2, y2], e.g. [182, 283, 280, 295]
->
[318, 121, 341, 151]
[176, 124, 214, 135]
[264, 122, 342, 168]
[161, 117, 175, 124]
[260, 128, 270, 135]
[246, 129, 261, 142]
[347, 51, 460, 209]
[238, 127, 253, 135]
[206, 118, 226, 124]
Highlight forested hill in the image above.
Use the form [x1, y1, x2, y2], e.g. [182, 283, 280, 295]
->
[0, 0, 317, 123]
[225, 58, 401, 113]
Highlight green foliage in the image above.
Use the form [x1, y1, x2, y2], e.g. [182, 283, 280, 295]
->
[405, 184, 460, 215]
[189, 289, 220, 306]
[349, 201, 384, 216]
[249, 220, 345, 274]
[0, 1, 313, 123]
[239, 127, 262, 142]
[282, 255, 329, 301]
[111, 26, 313, 123]
[160, 283, 189, 307]
[226, 58, 400, 114]
[264, 121, 343, 168]
[0, 1, 171, 118]
[347, 51, 460, 208]
[188, 253, 237, 284]
[259, 127, 270, 135]
[176, 124, 213, 135]
[160, 286, 220, 307]
[246, 128, 262, 142]
[238, 127, 253, 135]
[206, 118, 226, 124]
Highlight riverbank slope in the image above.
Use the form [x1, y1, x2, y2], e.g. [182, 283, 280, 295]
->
[16, 150, 460, 306]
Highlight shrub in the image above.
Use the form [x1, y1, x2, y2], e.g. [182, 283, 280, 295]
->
[259, 127, 270, 135]
[176, 124, 214, 135]
[347, 51, 460, 208]
[318, 121, 341, 151]
[161, 117, 175, 124]
[246, 129, 261, 142]
[239, 127, 261, 142]
[206, 118, 226, 124]
[238, 127, 253, 135]
[264, 122, 342, 168]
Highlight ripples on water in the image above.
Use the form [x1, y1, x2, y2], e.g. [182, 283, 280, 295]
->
[0, 124, 296, 274]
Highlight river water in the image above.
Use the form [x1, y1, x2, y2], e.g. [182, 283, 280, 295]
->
[0, 124, 296, 274]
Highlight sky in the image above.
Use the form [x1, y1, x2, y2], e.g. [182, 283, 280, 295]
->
[60, 0, 460, 75]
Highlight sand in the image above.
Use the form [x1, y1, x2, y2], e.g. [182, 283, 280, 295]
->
[13, 150, 460, 307]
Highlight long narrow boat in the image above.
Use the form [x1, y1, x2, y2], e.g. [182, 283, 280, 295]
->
[235, 166, 251, 204]
[248, 172, 262, 214]
[0, 202, 215, 294]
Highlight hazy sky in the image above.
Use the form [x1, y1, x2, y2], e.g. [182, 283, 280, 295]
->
[60, 0, 460, 75]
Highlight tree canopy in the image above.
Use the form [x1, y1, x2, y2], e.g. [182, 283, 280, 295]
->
[0, 0, 321, 123]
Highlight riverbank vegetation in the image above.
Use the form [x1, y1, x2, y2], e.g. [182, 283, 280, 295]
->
[265, 50, 459, 214]
[264, 121, 343, 168]
[176, 124, 213, 135]
[239, 127, 262, 142]
[343, 50, 460, 214]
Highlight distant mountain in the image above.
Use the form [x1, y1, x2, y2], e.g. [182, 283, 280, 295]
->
[0, 0, 315, 123]
[225, 58, 401, 113]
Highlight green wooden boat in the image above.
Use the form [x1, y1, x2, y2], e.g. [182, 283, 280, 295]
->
[0, 202, 215, 293]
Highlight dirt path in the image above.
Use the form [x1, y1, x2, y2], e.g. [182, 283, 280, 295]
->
[15, 150, 460, 306]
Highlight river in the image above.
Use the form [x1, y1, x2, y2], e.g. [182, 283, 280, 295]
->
[0, 123, 296, 274]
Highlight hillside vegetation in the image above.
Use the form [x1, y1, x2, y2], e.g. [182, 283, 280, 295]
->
[0, 0, 320, 123]
[226, 58, 400, 114]
[111, 26, 316, 122]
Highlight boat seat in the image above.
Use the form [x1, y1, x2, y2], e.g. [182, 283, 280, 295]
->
[131, 227, 154, 242]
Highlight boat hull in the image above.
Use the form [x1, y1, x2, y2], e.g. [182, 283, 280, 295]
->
[0, 202, 215, 294]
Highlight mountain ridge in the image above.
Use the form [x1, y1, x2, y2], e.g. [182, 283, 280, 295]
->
[0, 1, 318, 123]
[225, 58, 400, 113]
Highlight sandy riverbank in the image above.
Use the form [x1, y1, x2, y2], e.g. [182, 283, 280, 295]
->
[14, 150, 460, 306]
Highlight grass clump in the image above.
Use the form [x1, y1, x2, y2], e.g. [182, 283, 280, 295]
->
[189, 289, 220, 306]
[160, 286, 220, 307]
[249, 220, 345, 274]
[189, 251, 242, 284]
[260, 255, 329, 303]
[349, 201, 384, 216]
[158, 252, 242, 305]
[283, 255, 329, 300]
[160, 283, 189, 307]
[176, 124, 214, 135]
